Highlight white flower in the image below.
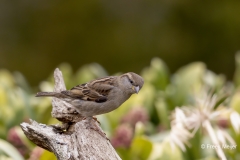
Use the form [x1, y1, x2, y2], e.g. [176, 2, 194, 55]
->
[230, 112, 240, 133]
[168, 91, 240, 160]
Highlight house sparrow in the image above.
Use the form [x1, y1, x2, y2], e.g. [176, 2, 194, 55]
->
[36, 72, 144, 138]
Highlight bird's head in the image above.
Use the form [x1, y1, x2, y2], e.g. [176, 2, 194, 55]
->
[119, 72, 144, 94]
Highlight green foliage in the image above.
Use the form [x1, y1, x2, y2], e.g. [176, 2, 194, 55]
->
[39, 150, 56, 160]
[0, 139, 24, 160]
[231, 91, 240, 114]
[234, 52, 240, 87]
[142, 58, 170, 90]
[0, 56, 240, 159]
[0, 70, 34, 139]
[130, 137, 153, 160]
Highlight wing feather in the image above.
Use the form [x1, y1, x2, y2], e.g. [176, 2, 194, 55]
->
[61, 76, 115, 103]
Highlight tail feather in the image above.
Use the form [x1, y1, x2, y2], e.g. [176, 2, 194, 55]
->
[36, 92, 59, 97]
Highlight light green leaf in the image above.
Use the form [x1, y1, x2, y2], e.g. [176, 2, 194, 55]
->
[171, 62, 206, 105]
[230, 91, 240, 113]
[0, 139, 24, 160]
[234, 52, 240, 87]
[142, 58, 170, 90]
[130, 137, 153, 160]
[148, 131, 170, 143]
[155, 97, 170, 128]
[39, 150, 57, 160]
[75, 63, 108, 85]
[156, 141, 183, 160]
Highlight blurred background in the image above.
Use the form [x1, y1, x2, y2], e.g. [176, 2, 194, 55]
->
[1, 1, 240, 160]
[0, 1, 240, 85]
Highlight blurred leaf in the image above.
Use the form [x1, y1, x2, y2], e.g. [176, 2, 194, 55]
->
[147, 142, 162, 160]
[138, 83, 156, 109]
[0, 139, 24, 160]
[230, 91, 240, 113]
[57, 63, 73, 89]
[88, 63, 108, 77]
[161, 142, 184, 160]
[183, 129, 202, 160]
[96, 114, 111, 135]
[47, 117, 61, 126]
[0, 155, 13, 160]
[0, 87, 7, 106]
[39, 150, 57, 160]
[116, 148, 131, 160]
[148, 131, 170, 143]
[155, 96, 170, 128]
[203, 70, 226, 91]
[31, 93, 52, 123]
[134, 122, 145, 136]
[130, 137, 153, 160]
[171, 62, 206, 105]
[213, 94, 229, 109]
[234, 52, 240, 87]
[13, 72, 31, 93]
[174, 62, 206, 85]
[142, 58, 170, 90]
[0, 70, 15, 88]
[39, 81, 54, 92]
[75, 63, 108, 85]
[150, 141, 183, 160]
[15, 126, 34, 149]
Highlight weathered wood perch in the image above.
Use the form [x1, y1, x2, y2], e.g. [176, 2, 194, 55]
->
[20, 68, 121, 160]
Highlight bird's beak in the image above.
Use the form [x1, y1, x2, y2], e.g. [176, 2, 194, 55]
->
[132, 86, 140, 94]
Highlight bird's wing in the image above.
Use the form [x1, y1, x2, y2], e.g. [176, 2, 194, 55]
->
[61, 76, 115, 103]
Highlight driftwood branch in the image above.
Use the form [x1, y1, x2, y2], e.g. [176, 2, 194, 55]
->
[20, 68, 121, 160]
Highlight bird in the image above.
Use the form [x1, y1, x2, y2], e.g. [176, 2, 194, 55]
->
[36, 72, 144, 138]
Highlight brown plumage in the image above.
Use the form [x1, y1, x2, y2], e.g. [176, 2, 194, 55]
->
[62, 76, 115, 102]
[36, 72, 144, 117]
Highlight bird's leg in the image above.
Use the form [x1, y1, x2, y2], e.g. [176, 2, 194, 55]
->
[85, 117, 109, 140]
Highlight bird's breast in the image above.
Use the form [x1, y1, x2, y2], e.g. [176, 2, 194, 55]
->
[69, 89, 131, 117]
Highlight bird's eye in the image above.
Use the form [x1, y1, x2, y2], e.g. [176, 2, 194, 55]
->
[129, 79, 133, 84]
